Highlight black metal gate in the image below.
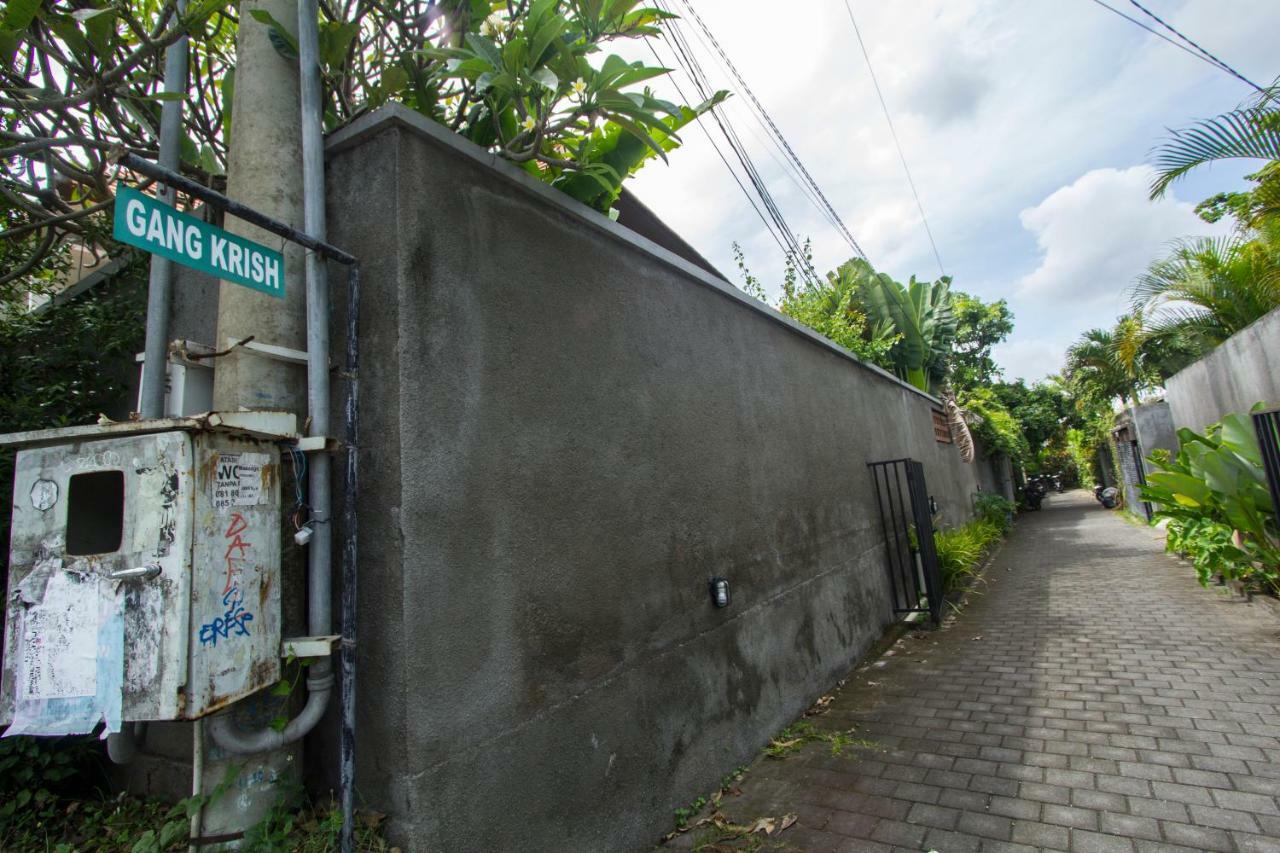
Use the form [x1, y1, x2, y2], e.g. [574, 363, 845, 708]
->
[1255, 409, 1280, 517]
[1117, 439, 1152, 521]
[868, 458, 943, 623]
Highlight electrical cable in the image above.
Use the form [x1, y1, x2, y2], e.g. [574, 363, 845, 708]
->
[649, 39, 797, 272]
[656, 11, 821, 284]
[841, 0, 946, 278]
[1086, 0, 1266, 93]
[1125, 0, 1266, 94]
[675, 0, 868, 261]
[669, 12, 848, 243]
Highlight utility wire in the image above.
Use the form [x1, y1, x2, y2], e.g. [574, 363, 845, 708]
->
[1126, 0, 1266, 94]
[1086, 0, 1266, 93]
[675, 0, 868, 261]
[645, 39, 796, 273]
[656, 4, 821, 284]
[841, 0, 946, 277]
[672, 16, 850, 243]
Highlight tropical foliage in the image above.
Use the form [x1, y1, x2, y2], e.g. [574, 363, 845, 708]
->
[1, 0, 723, 283]
[934, 514, 1005, 594]
[1141, 409, 1279, 595]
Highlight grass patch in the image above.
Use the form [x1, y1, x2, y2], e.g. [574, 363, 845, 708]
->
[763, 721, 876, 760]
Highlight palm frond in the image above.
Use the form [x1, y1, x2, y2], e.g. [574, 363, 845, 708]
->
[1150, 107, 1280, 199]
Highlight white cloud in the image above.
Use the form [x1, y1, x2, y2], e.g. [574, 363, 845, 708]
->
[992, 338, 1070, 385]
[615, 0, 1277, 377]
[1016, 165, 1228, 304]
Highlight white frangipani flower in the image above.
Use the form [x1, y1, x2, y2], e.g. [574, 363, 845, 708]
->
[480, 13, 508, 38]
[521, 115, 537, 132]
[571, 76, 587, 97]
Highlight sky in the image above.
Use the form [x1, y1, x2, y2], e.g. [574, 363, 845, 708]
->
[619, 0, 1279, 383]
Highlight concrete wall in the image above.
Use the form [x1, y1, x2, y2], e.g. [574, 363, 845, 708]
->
[1112, 401, 1178, 516]
[318, 106, 1001, 851]
[1165, 306, 1280, 433]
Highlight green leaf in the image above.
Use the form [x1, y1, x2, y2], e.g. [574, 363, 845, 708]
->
[464, 33, 504, 71]
[2, 0, 41, 31]
[319, 20, 360, 69]
[381, 66, 409, 95]
[270, 680, 292, 697]
[249, 9, 298, 60]
[269, 715, 289, 732]
[530, 67, 558, 90]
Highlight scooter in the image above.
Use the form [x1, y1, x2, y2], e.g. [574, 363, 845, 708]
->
[1093, 484, 1119, 509]
[1022, 479, 1048, 511]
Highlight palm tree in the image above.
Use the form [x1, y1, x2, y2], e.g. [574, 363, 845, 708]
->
[1128, 235, 1280, 350]
[1149, 83, 1280, 210]
[1064, 327, 1142, 410]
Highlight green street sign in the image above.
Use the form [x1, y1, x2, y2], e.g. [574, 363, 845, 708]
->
[113, 186, 284, 298]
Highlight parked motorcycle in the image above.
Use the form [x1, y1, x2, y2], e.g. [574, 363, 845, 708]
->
[1093, 484, 1119, 509]
[1022, 478, 1048, 511]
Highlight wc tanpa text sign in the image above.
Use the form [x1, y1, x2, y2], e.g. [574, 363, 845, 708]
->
[113, 186, 284, 298]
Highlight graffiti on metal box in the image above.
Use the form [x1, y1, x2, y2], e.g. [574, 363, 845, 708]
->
[199, 512, 256, 646]
[199, 586, 254, 646]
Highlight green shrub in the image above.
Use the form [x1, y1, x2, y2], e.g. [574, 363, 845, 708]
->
[1165, 516, 1251, 588]
[1141, 407, 1279, 595]
[934, 518, 1005, 593]
[973, 492, 1016, 533]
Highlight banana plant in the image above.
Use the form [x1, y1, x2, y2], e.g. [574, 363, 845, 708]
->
[863, 272, 957, 393]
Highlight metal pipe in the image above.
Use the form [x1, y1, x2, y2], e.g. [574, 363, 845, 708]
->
[139, 0, 189, 420]
[188, 718, 204, 853]
[115, 153, 356, 265]
[339, 262, 361, 853]
[105, 722, 144, 764]
[207, 0, 336, 758]
[297, 0, 334, 708]
[118, 2, 188, 765]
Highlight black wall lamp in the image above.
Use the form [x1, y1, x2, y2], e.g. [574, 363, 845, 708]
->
[709, 577, 730, 608]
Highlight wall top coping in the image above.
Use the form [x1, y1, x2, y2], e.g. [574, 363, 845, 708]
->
[324, 103, 941, 406]
[1164, 304, 1280, 390]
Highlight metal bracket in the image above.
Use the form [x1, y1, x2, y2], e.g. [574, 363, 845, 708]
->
[228, 338, 309, 365]
[290, 436, 339, 453]
[281, 634, 340, 659]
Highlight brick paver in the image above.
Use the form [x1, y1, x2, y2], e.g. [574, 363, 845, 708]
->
[664, 490, 1280, 852]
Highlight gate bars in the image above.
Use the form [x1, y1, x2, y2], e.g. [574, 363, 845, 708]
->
[1255, 409, 1280, 522]
[868, 458, 943, 624]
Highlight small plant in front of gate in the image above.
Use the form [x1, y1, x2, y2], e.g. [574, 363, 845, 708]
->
[933, 518, 1004, 594]
[1140, 407, 1280, 595]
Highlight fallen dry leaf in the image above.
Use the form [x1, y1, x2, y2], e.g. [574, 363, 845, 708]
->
[748, 816, 777, 835]
[780, 813, 799, 831]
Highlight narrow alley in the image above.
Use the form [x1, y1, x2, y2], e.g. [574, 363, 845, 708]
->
[666, 491, 1280, 853]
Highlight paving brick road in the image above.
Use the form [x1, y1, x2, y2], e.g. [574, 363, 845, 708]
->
[665, 490, 1280, 852]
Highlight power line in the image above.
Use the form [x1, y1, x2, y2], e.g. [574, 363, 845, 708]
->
[645, 41, 796, 274]
[1126, 0, 1266, 94]
[841, 0, 946, 277]
[655, 2, 821, 284]
[674, 0, 868, 261]
[653, 15, 819, 284]
[1086, 0, 1266, 93]
[669, 14, 849, 245]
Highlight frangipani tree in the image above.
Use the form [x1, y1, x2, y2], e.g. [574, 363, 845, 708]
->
[1, 0, 724, 285]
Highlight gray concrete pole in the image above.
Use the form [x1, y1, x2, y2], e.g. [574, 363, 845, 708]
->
[211, 0, 307, 414]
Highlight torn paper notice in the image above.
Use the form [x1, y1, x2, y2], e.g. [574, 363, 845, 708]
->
[213, 452, 269, 512]
[5, 571, 123, 738]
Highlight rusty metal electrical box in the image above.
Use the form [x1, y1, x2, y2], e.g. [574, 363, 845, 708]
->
[0, 413, 293, 736]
